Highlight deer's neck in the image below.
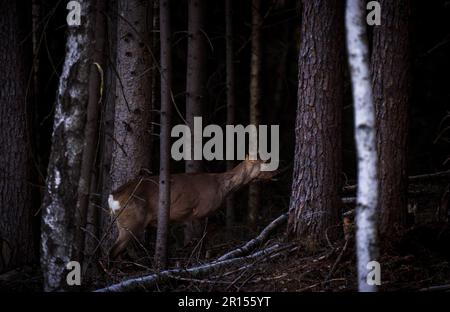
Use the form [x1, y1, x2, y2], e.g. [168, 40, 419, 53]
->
[220, 164, 255, 196]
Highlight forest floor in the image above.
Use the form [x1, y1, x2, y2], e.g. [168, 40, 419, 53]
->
[2, 219, 450, 292]
[88, 218, 450, 292]
[159, 222, 450, 292]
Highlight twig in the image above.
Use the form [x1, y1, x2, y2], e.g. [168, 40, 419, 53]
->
[186, 228, 208, 266]
[237, 273, 257, 291]
[343, 170, 450, 193]
[297, 278, 347, 292]
[409, 170, 450, 182]
[419, 284, 450, 292]
[167, 274, 230, 285]
[226, 267, 252, 291]
[325, 236, 351, 282]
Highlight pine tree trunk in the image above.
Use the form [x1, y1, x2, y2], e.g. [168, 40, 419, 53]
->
[110, 0, 152, 190]
[225, 0, 236, 229]
[248, 0, 262, 227]
[155, 0, 172, 269]
[272, 3, 290, 122]
[150, 0, 159, 169]
[371, 0, 411, 237]
[40, 0, 93, 291]
[287, 0, 344, 246]
[184, 0, 206, 245]
[186, 0, 205, 174]
[0, 1, 35, 273]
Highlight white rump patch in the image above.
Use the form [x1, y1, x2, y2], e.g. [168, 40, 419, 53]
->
[108, 194, 121, 213]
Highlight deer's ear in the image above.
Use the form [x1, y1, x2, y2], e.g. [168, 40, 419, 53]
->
[245, 154, 249, 161]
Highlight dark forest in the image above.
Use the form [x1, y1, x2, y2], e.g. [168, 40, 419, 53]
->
[0, 0, 450, 295]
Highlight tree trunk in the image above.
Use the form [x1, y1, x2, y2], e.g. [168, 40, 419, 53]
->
[31, 0, 40, 112]
[75, 0, 107, 264]
[40, 0, 93, 291]
[186, 0, 205, 174]
[184, 0, 206, 245]
[225, 0, 236, 229]
[110, 0, 152, 191]
[99, 0, 119, 255]
[346, 0, 380, 293]
[248, 0, 262, 227]
[0, 0, 34, 273]
[155, 0, 172, 269]
[272, 2, 290, 123]
[151, 0, 159, 168]
[287, 0, 344, 246]
[371, 0, 411, 237]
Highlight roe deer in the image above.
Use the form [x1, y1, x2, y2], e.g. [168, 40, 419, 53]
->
[108, 157, 277, 259]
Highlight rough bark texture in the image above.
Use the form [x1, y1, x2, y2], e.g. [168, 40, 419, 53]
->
[225, 0, 236, 228]
[150, 0, 159, 165]
[248, 0, 262, 227]
[110, 0, 152, 191]
[184, 0, 206, 244]
[154, 0, 172, 269]
[0, 1, 34, 273]
[287, 0, 344, 245]
[371, 0, 411, 237]
[40, 0, 92, 291]
[346, 0, 379, 292]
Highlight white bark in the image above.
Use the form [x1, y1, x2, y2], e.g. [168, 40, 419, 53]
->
[345, 0, 379, 292]
[41, 0, 92, 291]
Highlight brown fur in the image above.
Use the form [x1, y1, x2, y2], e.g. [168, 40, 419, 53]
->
[108, 158, 276, 259]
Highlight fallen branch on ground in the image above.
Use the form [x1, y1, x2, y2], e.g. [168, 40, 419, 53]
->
[95, 242, 295, 292]
[216, 213, 288, 262]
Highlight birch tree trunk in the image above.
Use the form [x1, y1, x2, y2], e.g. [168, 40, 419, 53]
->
[155, 0, 172, 269]
[372, 0, 411, 237]
[0, 0, 35, 273]
[248, 0, 262, 227]
[345, 0, 380, 292]
[185, 0, 206, 245]
[41, 0, 93, 291]
[225, 0, 236, 229]
[287, 0, 344, 245]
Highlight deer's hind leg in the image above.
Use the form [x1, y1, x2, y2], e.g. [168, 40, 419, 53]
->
[109, 218, 146, 260]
